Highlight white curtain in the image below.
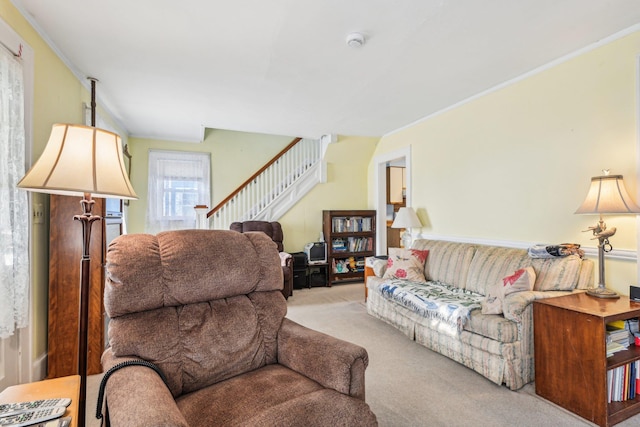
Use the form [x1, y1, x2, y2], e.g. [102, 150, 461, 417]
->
[145, 150, 210, 234]
[0, 43, 28, 338]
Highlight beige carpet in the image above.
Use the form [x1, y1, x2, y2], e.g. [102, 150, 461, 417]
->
[86, 283, 640, 426]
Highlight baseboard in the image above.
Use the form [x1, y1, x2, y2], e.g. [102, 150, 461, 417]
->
[31, 352, 47, 382]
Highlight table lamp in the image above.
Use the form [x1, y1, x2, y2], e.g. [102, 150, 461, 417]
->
[17, 122, 137, 427]
[392, 207, 422, 248]
[575, 170, 640, 298]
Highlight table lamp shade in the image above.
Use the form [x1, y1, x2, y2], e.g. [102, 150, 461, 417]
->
[392, 207, 422, 229]
[575, 174, 640, 215]
[18, 123, 137, 199]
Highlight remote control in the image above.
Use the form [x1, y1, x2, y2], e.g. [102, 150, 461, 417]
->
[0, 407, 66, 427]
[0, 399, 71, 417]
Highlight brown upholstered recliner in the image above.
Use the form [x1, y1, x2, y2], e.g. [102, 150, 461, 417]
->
[230, 220, 293, 299]
[101, 229, 377, 426]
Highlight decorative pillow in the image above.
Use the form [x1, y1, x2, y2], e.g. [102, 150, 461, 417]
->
[383, 248, 429, 282]
[481, 267, 536, 315]
[531, 255, 581, 291]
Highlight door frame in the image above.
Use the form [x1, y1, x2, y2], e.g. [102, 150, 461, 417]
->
[374, 146, 412, 255]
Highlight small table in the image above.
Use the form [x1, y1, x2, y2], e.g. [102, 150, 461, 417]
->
[307, 262, 329, 287]
[0, 375, 80, 427]
[534, 294, 640, 427]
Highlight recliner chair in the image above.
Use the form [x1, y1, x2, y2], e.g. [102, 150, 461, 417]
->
[230, 220, 293, 299]
[100, 230, 377, 426]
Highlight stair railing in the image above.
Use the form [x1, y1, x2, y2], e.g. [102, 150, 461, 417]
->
[202, 137, 323, 229]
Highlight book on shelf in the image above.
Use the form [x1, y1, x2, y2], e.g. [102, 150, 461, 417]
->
[608, 360, 640, 402]
[332, 238, 347, 252]
[331, 216, 373, 233]
[345, 236, 374, 252]
[606, 323, 631, 349]
[607, 341, 628, 357]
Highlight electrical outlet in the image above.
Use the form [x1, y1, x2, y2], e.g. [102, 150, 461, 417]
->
[33, 203, 44, 224]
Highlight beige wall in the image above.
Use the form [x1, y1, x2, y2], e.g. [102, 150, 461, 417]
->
[280, 135, 379, 252]
[370, 30, 640, 296]
[126, 129, 293, 234]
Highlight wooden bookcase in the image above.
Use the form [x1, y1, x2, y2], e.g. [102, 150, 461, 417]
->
[322, 210, 376, 285]
[47, 195, 122, 378]
[534, 293, 640, 427]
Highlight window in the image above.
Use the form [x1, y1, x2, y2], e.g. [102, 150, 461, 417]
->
[145, 150, 211, 233]
[0, 41, 28, 338]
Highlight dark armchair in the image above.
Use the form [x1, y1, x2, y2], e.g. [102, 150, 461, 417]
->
[230, 220, 293, 299]
[101, 230, 377, 426]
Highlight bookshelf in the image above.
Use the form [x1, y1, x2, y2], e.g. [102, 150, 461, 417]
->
[323, 210, 376, 285]
[534, 293, 640, 427]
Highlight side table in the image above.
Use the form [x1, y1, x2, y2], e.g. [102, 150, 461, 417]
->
[307, 262, 329, 287]
[534, 293, 640, 427]
[364, 255, 388, 301]
[0, 375, 80, 427]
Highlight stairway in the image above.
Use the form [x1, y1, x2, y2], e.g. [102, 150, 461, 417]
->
[196, 137, 328, 230]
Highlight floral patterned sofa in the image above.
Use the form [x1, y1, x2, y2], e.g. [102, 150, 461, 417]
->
[366, 239, 593, 390]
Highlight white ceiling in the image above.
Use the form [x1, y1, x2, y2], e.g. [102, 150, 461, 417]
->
[11, 0, 640, 142]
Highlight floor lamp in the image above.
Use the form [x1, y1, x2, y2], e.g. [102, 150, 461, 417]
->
[575, 170, 640, 298]
[18, 123, 137, 427]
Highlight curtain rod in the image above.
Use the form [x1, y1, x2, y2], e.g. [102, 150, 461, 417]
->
[0, 40, 22, 58]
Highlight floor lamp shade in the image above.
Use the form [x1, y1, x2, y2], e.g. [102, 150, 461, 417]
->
[17, 123, 137, 199]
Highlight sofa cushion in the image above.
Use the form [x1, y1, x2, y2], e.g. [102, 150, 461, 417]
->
[383, 248, 428, 281]
[465, 246, 530, 295]
[463, 310, 519, 343]
[530, 255, 582, 291]
[176, 365, 322, 425]
[105, 230, 283, 316]
[481, 267, 536, 315]
[412, 240, 476, 289]
[108, 291, 286, 397]
[176, 364, 377, 426]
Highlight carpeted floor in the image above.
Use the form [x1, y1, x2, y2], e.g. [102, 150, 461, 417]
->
[86, 283, 640, 426]
[285, 283, 640, 427]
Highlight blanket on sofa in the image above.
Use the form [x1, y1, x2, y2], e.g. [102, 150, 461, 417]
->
[380, 280, 483, 332]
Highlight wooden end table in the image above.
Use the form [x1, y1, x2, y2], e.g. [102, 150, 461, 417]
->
[534, 293, 640, 427]
[0, 375, 80, 427]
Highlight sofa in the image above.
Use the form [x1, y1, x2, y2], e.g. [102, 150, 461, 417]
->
[366, 239, 594, 390]
[101, 229, 377, 426]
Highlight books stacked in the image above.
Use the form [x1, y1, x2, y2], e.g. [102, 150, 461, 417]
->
[608, 360, 640, 402]
[606, 323, 630, 357]
[332, 238, 347, 252]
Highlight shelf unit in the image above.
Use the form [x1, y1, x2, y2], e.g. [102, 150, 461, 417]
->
[323, 210, 376, 285]
[534, 293, 640, 427]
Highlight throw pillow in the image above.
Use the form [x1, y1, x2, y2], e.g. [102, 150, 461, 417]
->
[481, 266, 536, 315]
[531, 255, 581, 291]
[383, 248, 429, 282]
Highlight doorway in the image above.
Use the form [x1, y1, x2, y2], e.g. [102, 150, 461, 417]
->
[374, 146, 411, 255]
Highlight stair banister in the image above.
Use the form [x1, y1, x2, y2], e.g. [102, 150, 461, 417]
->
[206, 137, 302, 218]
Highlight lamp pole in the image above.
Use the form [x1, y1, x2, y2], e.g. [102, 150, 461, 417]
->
[74, 194, 100, 427]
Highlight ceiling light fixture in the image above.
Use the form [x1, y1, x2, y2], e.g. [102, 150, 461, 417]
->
[346, 32, 365, 48]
